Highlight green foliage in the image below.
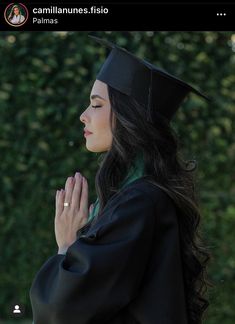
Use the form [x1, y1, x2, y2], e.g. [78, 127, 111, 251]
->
[0, 31, 234, 322]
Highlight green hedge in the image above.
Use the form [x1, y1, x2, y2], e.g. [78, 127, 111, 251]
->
[0, 31, 234, 322]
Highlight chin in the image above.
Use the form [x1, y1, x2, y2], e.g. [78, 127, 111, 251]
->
[86, 143, 109, 153]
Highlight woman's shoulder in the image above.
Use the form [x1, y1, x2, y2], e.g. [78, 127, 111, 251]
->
[113, 176, 179, 229]
[86, 176, 177, 236]
[100, 176, 176, 223]
[117, 175, 174, 207]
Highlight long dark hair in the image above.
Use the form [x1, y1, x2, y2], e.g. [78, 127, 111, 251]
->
[8, 5, 22, 21]
[94, 84, 213, 324]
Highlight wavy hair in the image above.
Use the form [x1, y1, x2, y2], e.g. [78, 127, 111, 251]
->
[93, 84, 213, 324]
[8, 5, 23, 21]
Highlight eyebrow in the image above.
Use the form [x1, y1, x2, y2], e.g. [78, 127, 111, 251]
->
[90, 94, 106, 101]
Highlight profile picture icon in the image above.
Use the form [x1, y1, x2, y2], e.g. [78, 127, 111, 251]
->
[4, 3, 29, 27]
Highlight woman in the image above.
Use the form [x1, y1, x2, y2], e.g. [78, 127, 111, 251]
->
[29, 35, 213, 324]
[8, 5, 25, 24]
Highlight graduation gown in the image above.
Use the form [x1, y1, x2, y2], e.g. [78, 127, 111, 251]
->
[29, 176, 188, 324]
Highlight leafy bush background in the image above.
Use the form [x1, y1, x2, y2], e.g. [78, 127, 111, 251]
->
[0, 31, 234, 322]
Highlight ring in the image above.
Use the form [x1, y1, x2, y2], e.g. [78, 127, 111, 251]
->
[64, 202, 70, 207]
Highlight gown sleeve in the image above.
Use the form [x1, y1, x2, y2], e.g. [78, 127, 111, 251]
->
[29, 188, 156, 324]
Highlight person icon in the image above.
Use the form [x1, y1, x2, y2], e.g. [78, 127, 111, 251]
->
[13, 304, 21, 313]
[8, 300, 25, 318]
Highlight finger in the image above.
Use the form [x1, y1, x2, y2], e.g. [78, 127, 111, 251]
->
[71, 173, 83, 210]
[64, 177, 75, 208]
[79, 177, 88, 213]
[56, 189, 64, 218]
[89, 203, 94, 214]
[89, 204, 92, 213]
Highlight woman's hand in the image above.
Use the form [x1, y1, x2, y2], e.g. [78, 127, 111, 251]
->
[55, 172, 92, 254]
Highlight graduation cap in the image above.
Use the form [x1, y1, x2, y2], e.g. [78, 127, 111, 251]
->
[88, 35, 211, 122]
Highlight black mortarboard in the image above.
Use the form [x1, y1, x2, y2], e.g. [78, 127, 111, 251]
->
[89, 35, 211, 122]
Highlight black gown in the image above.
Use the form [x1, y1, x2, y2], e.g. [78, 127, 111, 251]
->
[29, 176, 188, 324]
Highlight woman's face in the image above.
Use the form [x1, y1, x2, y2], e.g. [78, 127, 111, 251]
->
[80, 79, 113, 153]
[14, 7, 19, 15]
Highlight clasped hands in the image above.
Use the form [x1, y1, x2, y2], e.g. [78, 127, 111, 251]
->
[55, 172, 94, 254]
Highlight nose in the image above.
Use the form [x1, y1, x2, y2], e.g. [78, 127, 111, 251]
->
[80, 111, 87, 124]
[80, 103, 92, 123]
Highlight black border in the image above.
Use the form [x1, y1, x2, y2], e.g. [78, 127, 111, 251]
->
[0, 3, 234, 31]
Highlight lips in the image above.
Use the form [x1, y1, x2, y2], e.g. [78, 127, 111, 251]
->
[84, 131, 93, 135]
[84, 127, 93, 135]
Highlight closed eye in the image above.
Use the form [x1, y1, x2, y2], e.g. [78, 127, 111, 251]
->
[92, 105, 102, 108]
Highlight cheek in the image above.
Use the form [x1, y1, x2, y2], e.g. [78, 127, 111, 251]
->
[89, 110, 112, 149]
[94, 110, 111, 134]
